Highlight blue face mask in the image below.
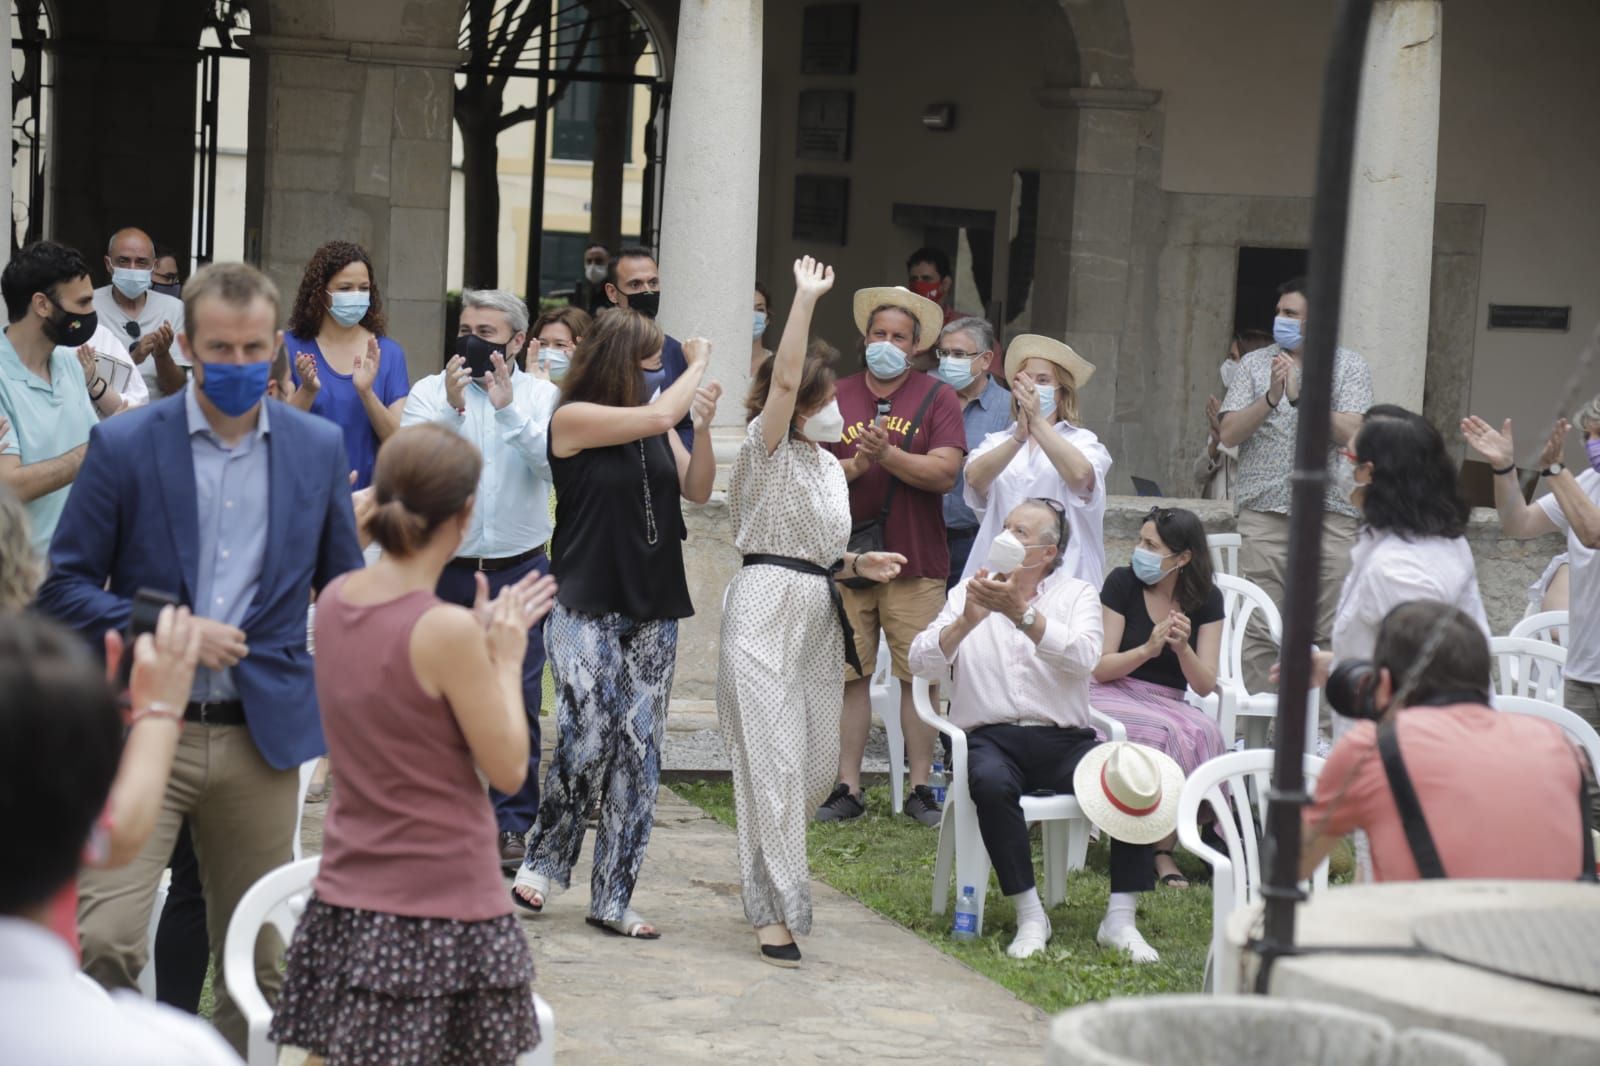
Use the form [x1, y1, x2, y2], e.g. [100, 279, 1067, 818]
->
[752, 311, 768, 339]
[1273, 315, 1303, 352]
[1131, 546, 1171, 586]
[111, 267, 152, 301]
[199, 360, 270, 417]
[327, 290, 370, 327]
[1037, 385, 1058, 419]
[936, 356, 975, 390]
[865, 340, 908, 380]
[541, 347, 571, 382]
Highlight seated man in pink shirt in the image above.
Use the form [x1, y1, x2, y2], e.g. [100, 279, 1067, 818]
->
[1302, 600, 1593, 882]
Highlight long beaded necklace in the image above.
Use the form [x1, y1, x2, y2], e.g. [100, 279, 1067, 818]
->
[638, 439, 659, 546]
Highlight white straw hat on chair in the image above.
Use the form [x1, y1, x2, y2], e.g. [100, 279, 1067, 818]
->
[1073, 741, 1184, 845]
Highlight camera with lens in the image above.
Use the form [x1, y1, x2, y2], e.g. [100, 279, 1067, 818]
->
[1325, 658, 1383, 720]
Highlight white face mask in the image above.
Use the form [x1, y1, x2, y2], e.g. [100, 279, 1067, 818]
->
[584, 263, 607, 284]
[1220, 359, 1239, 389]
[985, 529, 1041, 575]
[799, 399, 845, 443]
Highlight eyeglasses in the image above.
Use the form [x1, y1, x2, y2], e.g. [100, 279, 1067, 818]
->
[933, 348, 986, 360]
[1143, 506, 1173, 523]
[1032, 497, 1066, 514]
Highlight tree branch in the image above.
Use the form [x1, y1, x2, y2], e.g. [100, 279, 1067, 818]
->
[493, 10, 595, 130]
[491, 0, 550, 96]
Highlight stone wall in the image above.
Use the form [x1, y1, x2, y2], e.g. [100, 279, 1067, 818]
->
[671, 494, 1563, 700]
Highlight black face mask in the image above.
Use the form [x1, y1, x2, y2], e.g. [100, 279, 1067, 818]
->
[151, 282, 183, 298]
[625, 290, 660, 319]
[44, 299, 97, 348]
[452, 333, 511, 380]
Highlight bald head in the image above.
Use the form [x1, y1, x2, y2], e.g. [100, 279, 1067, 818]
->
[106, 228, 155, 269]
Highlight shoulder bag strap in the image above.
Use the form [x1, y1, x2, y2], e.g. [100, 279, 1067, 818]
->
[1575, 744, 1597, 882]
[1376, 716, 1448, 879]
[872, 381, 946, 527]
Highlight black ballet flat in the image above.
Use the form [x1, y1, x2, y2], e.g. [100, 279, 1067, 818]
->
[758, 941, 802, 968]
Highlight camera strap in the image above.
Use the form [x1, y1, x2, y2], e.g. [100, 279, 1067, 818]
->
[1376, 718, 1447, 879]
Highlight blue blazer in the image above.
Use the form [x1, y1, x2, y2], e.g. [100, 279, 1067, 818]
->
[35, 394, 366, 770]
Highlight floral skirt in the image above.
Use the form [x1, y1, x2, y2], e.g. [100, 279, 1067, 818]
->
[269, 897, 539, 1066]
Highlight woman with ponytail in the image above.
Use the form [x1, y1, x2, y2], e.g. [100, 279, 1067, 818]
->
[270, 424, 556, 1065]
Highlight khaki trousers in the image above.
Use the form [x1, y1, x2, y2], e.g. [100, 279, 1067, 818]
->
[1562, 679, 1600, 823]
[77, 723, 297, 1054]
[1237, 508, 1358, 712]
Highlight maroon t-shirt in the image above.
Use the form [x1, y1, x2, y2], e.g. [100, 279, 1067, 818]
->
[825, 370, 968, 580]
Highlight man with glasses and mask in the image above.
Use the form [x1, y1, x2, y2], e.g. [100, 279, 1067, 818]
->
[152, 247, 184, 299]
[402, 288, 560, 869]
[0, 241, 112, 552]
[92, 228, 188, 398]
[603, 246, 692, 451]
[933, 316, 1011, 588]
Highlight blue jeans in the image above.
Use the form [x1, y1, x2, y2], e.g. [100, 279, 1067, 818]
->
[435, 550, 548, 835]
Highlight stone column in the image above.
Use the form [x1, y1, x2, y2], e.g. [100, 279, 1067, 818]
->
[1341, 0, 1443, 411]
[241, 35, 460, 383]
[0, 28, 9, 274]
[656, 0, 763, 442]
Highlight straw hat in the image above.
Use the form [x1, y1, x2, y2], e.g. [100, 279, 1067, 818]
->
[1004, 334, 1096, 390]
[1072, 742, 1184, 845]
[852, 286, 945, 348]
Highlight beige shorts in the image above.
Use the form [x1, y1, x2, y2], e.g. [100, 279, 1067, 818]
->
[841, 576, 946, 683]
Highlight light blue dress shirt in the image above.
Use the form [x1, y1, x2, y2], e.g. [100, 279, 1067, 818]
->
[945, 377, 1014, 532]
[0, 332, 98, 552]
[400, 366, 558, 558]
[185, 383, 270, 701]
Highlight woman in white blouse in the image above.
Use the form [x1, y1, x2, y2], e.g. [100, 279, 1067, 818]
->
[961, 335, 1112, 587]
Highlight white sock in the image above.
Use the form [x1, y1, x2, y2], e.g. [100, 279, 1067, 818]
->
[1010, 887, 1045, 926]
[1103, 892, 1138, 932]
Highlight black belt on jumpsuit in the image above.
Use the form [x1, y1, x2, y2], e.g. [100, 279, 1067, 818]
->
[740, 553, 861, 675]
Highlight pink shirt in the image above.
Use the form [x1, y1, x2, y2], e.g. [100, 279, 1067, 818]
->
[312, 577, 510, 921]
[1305, 705, 1587, 882]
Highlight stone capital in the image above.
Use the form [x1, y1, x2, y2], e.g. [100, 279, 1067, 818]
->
[239, 34, 465, 71]
[1034, 86, 1162, 111]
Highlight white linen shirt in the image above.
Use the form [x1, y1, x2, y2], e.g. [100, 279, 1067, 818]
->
[400, 368, 558, 558]
[1539, 469, 1600, 682]
[961, 420, 1113, 588]
[908, 567, 1104, 732]
[0, 917, 241, 1065]
[57, 321, 149, 413]
[1330, 529, 1491, 667]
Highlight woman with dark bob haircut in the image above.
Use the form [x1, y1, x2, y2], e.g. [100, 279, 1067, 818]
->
[1091, 504, 1226, 889]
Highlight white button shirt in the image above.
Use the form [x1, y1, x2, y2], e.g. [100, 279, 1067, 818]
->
[56, 322, 149, 413]
[909, 567, 1104, 732]
[1330, 529, 1490, 667]
[0, 917, 241, 1065]
[400, 368, 558, 558]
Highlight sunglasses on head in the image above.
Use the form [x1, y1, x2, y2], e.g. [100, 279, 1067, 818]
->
[1029, 497, 1068, 547]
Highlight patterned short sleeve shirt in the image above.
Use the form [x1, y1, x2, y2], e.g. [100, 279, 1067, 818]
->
[1219, 343, 1373, 517]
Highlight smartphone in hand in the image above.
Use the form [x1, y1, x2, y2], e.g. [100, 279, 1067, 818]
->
[117, 588, 181, 691]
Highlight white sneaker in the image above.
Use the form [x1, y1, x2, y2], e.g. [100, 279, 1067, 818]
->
[1006, 916, 1052, 959]
[1096, 919, 1160, 964]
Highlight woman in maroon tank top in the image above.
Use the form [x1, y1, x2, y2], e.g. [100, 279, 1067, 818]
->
[270, 424, 556, 1066]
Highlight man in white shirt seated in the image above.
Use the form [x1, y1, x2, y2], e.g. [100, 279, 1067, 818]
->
[909, 499, 1180, 962]
[92, 227, 189, 398]
[402, 287, 560, 869]
[0, 613, 240, 1065]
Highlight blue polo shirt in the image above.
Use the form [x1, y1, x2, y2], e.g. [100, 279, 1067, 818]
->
[0, 331, 98, 551]
[944, 377, 1013, 532]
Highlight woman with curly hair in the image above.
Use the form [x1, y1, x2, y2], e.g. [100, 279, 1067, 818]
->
[285, 241, 410, 488]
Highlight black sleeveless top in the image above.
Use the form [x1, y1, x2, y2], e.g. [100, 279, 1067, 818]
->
[549, 429, 694, 621]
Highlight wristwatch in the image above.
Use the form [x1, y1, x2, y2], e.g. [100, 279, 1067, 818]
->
[1543, 463, 1566, 478]
[1015, 606, 1036, 631]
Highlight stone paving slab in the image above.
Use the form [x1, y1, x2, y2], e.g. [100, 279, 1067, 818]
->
[663, 699, 902, 773]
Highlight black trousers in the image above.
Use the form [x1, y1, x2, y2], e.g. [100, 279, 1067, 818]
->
[153, 817, 209, 1013]
[967, 724, 1155, 897]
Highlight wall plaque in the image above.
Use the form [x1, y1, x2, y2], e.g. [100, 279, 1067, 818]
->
[793, 175, 850, 245]
[801, 3, 859, 75]
[1488, 304, 1570, 331]
[797, 90, 853, 161]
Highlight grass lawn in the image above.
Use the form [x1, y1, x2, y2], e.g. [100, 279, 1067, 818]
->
[673, 777, 1223, 1014]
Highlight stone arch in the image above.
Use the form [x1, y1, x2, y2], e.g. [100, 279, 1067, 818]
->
[1056, 0, 1137, 89]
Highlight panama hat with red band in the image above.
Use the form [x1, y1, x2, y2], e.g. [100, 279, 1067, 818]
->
[1072, 741, 1184, 845]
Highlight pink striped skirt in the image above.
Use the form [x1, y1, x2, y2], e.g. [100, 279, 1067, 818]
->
[1089, 677, 1226, 776]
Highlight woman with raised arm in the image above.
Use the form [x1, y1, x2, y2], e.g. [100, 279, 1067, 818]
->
[511, 309, 721, 940]
[270, 424, 556, 1065]
[718, 257, 905, 967]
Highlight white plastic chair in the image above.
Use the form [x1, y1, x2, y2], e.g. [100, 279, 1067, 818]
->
[224, 855, 555, 1066]
[1489, 635, 1567, 704]
[1206, 533, 1242, 578]
[870, 633, 908, 814]
[1185, 573, 1310, 751]
[1492, 694, 1600, 773]
[911, 676, 1125, 935]
[1176, 749, 1329, 994]
[1509, 609, 1568, 648]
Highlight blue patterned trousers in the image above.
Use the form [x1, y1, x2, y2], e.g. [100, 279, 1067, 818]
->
[524, 604, 678, 922]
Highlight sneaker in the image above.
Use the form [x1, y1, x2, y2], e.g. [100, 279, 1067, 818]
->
[904, 784, 943, 827]
[814, 783, 866, 822]
[499, 831, 528, 869]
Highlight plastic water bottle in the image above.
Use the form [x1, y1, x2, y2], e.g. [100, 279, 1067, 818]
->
[951, 885, 979, 941]
[929, 762, 948, 805]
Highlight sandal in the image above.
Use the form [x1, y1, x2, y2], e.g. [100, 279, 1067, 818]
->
[510, 870, 550, 914]
[586, 909, 661, 939]
[1154, 848, 1190, 889]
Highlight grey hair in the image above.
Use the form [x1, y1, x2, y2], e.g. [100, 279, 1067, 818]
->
[940, 316, 996, 357]
[865, 304, 921, 346]
[1577, 394, 1600, 433]
[461, 288, 530, 335]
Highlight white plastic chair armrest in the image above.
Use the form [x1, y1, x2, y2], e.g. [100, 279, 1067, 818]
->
[1089, 708, 1126, 742]
[911, 675, 965, 747]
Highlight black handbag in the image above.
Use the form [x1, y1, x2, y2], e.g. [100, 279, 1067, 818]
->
[840, 383, 943, 590]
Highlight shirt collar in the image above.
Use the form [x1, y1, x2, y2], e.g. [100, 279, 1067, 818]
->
[184, 379, 271, 439]
[971, 378, 1008, 410]
[0, 332, 59, 390]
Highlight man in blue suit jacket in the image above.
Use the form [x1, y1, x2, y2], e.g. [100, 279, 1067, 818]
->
[35, 262, 363, 1053]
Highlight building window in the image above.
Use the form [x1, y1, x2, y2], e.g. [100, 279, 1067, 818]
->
[550, 19, 635, 164]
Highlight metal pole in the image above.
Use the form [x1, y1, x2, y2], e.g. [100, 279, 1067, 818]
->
[1254, 0, 1374, 991]
[523, 4, 553, 303]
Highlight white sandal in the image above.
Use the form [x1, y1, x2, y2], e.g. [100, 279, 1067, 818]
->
[510, 870, 550, 914]
[586, 909, 661, 940]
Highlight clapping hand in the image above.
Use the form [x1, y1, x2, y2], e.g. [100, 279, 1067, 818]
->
[444, 354, 471, 411]
[683, 336, 712, 369]
[1163, 610, 1192, 649]
[793, 255, 835, 300]
[1268, 354, 1293, 406]
[1012, 373, 1041, 429]
[295, 352, 321, 397]
[961, 570, 994, 627]
[856, 421, 891, 462]
[353, 336, 381, 395]
[1205, 395, 1223, 440]
[691, 382, 722, 433]
[486, 350, 516, 411]
[853, 551, 906, 584]
[968, 570, 1028, 624]
[471, 570, 558, 630]
[351, 481, 377, 551]
[1460, 415, 1515, 471]
[483, 574, 559, 666]
[76, 343, 98, 391]
[1143, 615, 1175, 659]
[1539, 418, 1570, 469]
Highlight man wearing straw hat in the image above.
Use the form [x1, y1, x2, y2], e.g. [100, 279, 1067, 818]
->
[910, 499, 1178, 961]
[815, 286, 968, 827]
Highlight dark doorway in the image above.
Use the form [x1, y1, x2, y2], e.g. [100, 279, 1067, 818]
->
[1233, 246, 1308, 335]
